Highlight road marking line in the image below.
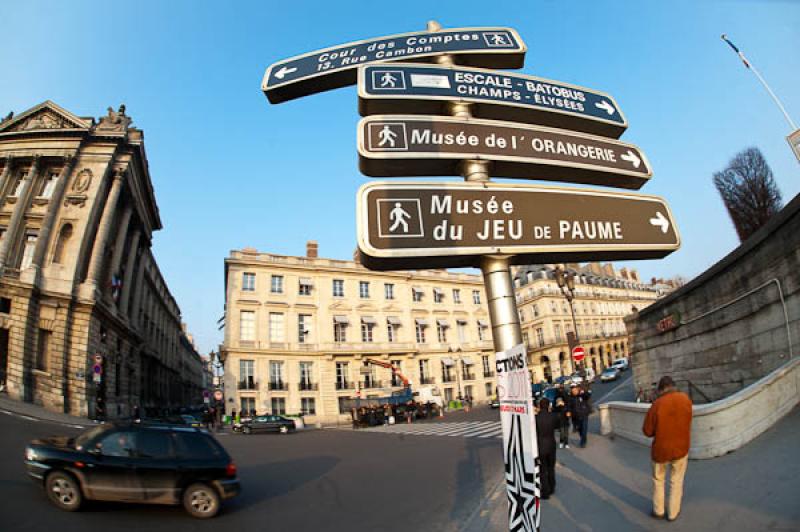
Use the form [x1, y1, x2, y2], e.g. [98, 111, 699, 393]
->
[597, 375, 633, 404]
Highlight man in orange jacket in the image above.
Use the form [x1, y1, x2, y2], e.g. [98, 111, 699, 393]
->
[642, 376, 693, 522]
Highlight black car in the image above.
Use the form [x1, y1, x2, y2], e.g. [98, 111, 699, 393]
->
[240, 415, 296, 435]
[25, 423, 240, 518]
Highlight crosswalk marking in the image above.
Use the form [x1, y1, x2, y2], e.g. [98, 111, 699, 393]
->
[353, 420, 502, 440]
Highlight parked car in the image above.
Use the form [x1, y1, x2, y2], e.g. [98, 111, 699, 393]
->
[569, 373, 584, 386]
[600, 367, 621, 382]
[611, 358, 629, 371]
[25, 423, 239, 518]
[239, 414, 296, 435]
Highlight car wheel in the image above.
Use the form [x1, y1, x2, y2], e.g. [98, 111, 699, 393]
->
[279, 425, 289, 434]
[46, 471, 82, 512]
[243, 426, 251, 435]
[183, 483, 220, 519]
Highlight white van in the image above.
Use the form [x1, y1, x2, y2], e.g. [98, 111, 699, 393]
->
[413, 384, 444, 407]
[611, 358, 629, 371]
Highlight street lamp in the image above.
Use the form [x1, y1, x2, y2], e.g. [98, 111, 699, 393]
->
[554, 267, 582, 377]
[721, 34, 799, 164]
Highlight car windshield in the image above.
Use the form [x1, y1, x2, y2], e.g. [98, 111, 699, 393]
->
[74, 425, 112, 450]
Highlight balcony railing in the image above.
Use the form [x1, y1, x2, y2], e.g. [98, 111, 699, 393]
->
[462, 373, 476, 381]
[442, 375, 455, 383]
[336, 381, 352, 390]
[419, 377, 436, 385]
[483, 371, 495, 378]
[298, 382, 318, 391]
[268, 381, 288, 391]
[362, 380, 383, 389]
[238, 380, 258, 390]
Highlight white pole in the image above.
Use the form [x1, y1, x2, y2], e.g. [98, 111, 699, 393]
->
[721, 34, 798, 131]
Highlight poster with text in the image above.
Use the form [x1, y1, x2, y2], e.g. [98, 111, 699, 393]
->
[496, 343, 540, 532]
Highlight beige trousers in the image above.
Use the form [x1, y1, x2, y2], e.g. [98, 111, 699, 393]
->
[652, 454, 688, 519]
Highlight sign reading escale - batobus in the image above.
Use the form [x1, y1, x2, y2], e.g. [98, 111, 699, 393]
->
[358, 63, 627, 138]
[262, 27, 526, 103]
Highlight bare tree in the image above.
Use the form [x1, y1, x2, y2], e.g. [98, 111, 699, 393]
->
[713, 147, 783, 242]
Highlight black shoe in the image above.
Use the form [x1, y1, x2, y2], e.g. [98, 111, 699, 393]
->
[651, 511, 665, 520]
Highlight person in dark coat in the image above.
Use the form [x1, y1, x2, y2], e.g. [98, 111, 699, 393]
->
[535, 397, 558, 499]
[553, 397, 570, 449]
[567, 385, 592, 448]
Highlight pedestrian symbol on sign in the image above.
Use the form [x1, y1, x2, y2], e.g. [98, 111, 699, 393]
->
[381, 72, 396, 87]
[371, 70, 406, 91]
[377, 199, 424, 238]
[368, 122, 408, 151]
[378, 125, 398, 147]
[389, 203, 411, 233]
[484, 32, 514, 47]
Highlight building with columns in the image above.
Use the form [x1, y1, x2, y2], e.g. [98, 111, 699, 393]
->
[513, 263, 660, 383]
[0, 101, 204, 418]
[221, 242, 496, 426]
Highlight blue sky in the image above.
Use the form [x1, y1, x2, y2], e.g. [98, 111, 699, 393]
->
[1, 0, 798, 354]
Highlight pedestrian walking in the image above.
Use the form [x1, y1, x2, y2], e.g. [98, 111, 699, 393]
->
[567, 385, 592, 448]
[553, 397, 570, 449]
[535, 398, 558, 499]
[643, 376, 692, 522]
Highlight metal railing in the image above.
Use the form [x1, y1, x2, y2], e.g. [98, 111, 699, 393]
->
[268, 381, 288, 391]
[238, 380, 258, 390]
[298, 382, 318, 391]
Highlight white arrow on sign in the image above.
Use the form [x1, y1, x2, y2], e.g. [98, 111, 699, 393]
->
[620, 150, 641, 169]
[274, 66, 298, 80]
[649, 211, 670, 233]
[595, 100, 616, 115]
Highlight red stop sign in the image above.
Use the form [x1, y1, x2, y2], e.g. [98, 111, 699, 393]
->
[572, 346, 586, 362]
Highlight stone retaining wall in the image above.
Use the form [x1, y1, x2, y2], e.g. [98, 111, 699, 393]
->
[599, 357, 800, 459]
[626, 192, 800, 402]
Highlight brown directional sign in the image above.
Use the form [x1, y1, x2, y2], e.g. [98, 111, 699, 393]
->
[356, 182, 680, 270]
[262, 27, 526, 104]
[358, 115, 651, 189]
[358, 63, 627, 138]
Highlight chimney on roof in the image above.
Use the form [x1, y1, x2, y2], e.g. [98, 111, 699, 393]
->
[306, 240, 318, 258]
[603, 263, 615, 277]
[619, 267, 629, 280]
[630, 269, 640, 282]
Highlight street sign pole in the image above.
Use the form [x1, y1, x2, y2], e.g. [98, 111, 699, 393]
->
[429, 21, 539, 530]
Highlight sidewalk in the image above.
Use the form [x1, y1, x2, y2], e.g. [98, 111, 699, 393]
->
[0, 394, 89, 428]
[464, 405, 800, 531]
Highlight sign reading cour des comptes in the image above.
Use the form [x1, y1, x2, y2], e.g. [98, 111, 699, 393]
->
[358, 63, 627, 138]
[358, 115, 651, 189]
[356, 181, 680, 270]
[262, 27, 526, 104]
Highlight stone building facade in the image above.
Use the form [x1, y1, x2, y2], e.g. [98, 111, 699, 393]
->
[221, 243, 496, 426]
[514, 263, 660, 382]
[0, 101, 204, 418]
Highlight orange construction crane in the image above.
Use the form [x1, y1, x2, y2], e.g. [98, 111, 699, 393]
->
[363, 358, 410, 388]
